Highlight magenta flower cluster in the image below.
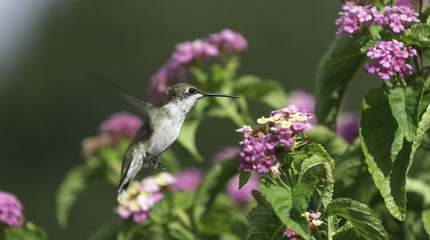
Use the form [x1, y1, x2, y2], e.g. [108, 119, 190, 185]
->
[335, 2, 378, 34]
[374, 5, 420, 33]
[115, 172, 175, 222]
[365, 39, 417, 80]
[236, 106, 314, 174]
[149, 29, 248, 101]
[335, 2, 419, 34]
[0, 190, 24, 227]
[98, 111, 142, 139]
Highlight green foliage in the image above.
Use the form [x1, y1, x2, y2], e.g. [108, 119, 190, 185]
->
[383, 78, 424, 142]
[235, 75, 287, 110]
[245, 204, 285, 240]
[193, 158, 239, 229]
[55, 161, 107, 228]
[1, 223, 47, 240]
[360, 88, 412, 220]
[315, 34, 368, 130]
[326, 198, 388, 240]
[260, 176, 318, 239]
[423, 209, 430, 236]
[399, 23, 430, 48]
[238, 170, 251, 190]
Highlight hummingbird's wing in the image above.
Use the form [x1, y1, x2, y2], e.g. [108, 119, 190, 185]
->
[117, 121, 154, 201]
[90, 73, 156, 119]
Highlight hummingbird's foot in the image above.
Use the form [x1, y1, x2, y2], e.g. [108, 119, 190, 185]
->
[152, 156, 166, 172]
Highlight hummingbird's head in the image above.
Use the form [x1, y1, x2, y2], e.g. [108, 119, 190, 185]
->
[164, 83, 239, 113]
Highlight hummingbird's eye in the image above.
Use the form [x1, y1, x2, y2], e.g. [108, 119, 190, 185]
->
[188, 88, 197, 94]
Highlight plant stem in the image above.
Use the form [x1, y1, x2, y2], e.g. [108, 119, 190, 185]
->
[414, 49, 424, 78]
[315, 181, 328, 213]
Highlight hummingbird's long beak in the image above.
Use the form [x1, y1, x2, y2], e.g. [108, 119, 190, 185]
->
[204, 92, 239, 98]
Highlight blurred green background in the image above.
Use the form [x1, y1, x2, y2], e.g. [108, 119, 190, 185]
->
[0, 1, 378, 239]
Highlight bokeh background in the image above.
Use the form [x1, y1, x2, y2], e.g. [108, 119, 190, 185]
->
[0, 1, 379, 239]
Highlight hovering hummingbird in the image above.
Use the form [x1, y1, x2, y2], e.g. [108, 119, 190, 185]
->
[91, 75, 239, 201]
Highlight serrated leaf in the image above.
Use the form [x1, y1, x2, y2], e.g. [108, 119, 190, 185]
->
[245, 204, 285, 240]
[193, 158, 239, 225]
[235, 75, 287, 110]
[326, 198, 388, 240]
[411, 104, 430, 170]
[315, 34, 367, 130]
[260, 176, 318, 239]
[294, 143, 335, 211]
[55, 161, 106, 228]
[360, 88, 413, 220]
[239, 170, 251, 189]
[399, 23, 430, 47]
[383, 78, 424, 142]
[326, 215, 338, 240]
[423, 209, 430, 236]
[251, 190, 267, 206]
[175, 119, 203, 162]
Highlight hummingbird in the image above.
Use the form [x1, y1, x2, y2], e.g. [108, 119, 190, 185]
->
[91, 75, 239, 201]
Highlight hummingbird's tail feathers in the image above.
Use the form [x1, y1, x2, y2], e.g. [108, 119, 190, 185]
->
[90, 73, 155, 118]
[117, 181, 130, 201]
[116, 147, 146, 201]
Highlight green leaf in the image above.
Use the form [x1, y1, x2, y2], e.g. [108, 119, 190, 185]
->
[383, 78, 424, 142]
[406, 178, 430, 207]
[2, 223, 47, 240]
[245, 204, 285, 240]
[315, 34, 367, 130]
[172, 190, 195, 211]
[332, 221, 360, 240]
[294, 142, 335, 211]
[55, 161, 106, 228]
[305, 126, 349, 159]
[175, 119, 203, 162]
[235, 75, 287, 110]
[399, 23, 430, 47]
[198, 194, 247, 236]
[239, 170, 251, 189]
[326, 215, 338, 240]
[251, 189, 268, 206]
[193, 158, 239, 225]
[423, 209, 430, 236]
[411, 104, 430, 170]
[167, 222, 197, 240]
[326, 198, 388, 240]
[260, 176, 318, 239]
[360, 88, 413, 220]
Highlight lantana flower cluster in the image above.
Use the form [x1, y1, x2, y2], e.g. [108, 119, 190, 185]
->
[149, 29, 248, 101]
[115, 172, 175, 222]
[82, 111, 142, 156]
[365, 39, 417, 80]
[0, 190, 24, 227]
[236, 105, 314, 175]
[336, 2, 419, 34]
[285, 212, 322, 239]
